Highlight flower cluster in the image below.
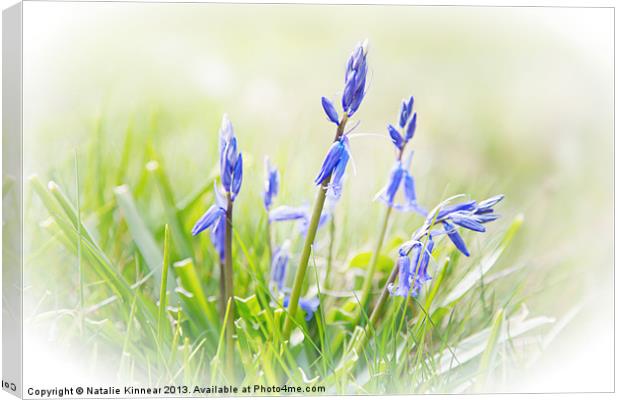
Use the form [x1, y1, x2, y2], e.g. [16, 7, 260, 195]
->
[321, 40, 369, 125]
[436, 194, 503, 257]
[388, 96, 417, 151]
[389, 194, 504, 297]
[314, 41, 369, 200]
[192, 115, 243, 259]
[375, 97, 425, 215]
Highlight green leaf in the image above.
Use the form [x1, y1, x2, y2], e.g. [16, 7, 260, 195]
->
[476, 308, 504, 389]
[442, 214, 523, 306]
[173, 258, 219, 326]
[114, 184, 175, 296]
[349, 251, 393, 272]
[157, 225, 171, 342]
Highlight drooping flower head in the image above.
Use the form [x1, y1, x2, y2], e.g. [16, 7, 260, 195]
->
[263, 156, 279, 211]
[218, 114, 243, 201]
[376, 97, 427, 216]
[192, 114, 244, 260]
[435, 194, 504, 257]
[389, 194, 504, 298]
[270, 240, 290, 291]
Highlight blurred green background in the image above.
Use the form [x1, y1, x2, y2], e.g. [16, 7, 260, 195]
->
[20, 2, 613, 391]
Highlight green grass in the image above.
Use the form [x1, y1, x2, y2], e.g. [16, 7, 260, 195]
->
[22, 114, 563, 394]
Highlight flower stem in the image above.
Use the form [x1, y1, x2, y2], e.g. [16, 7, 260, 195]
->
[224, 194, 235, 378]
[324, 217, 336, 291]
[346, 259, 399, 357]
[266, 220, 273, 262]
[358, 205, 392, 310]
[283, 114, 348, 338]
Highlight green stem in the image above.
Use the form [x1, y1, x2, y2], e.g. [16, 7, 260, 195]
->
[324, 217, 336, 291]
[224, 195, 235, 378]
[283, 114, 348, 338]
[347, 261, 399, 357]
[346, 227, 432, 358]
[358, 206, 392, 310]
[266, 220, 273, 263]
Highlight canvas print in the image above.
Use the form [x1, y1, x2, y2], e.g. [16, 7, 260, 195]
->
[2, 2, 614, 398]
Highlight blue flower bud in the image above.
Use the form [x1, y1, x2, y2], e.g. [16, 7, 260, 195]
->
[476, 194, 505, 213]
[341, 40, 368, 117]
[388, 124, 404, 150]
[449, 213, 486, 232]
[321, 97, 340, 125]
[405, 112, 417, 141]
[231, 153, 243, 201]
[315, 136, 351, 198]
[442, 221, 470, 256]
[218, 114, 243, 199]
[416, 235, 434, 282]
[389, 253, 413, 297]
[192, 184, 228, 261]
[436, 201, 477, 220]
[191, 204, 225, 236]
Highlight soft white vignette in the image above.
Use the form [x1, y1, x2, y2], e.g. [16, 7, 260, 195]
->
[0, 1, 616, 399]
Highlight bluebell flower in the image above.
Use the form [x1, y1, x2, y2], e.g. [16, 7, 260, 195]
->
[321, 97, 340, 125]
[218, 114, 243, 200]
[314, 136, 351, 200]
[269, 204, 330, 235]
[270, 240, 290, 291]
[430, 194, 505, 257]
[269, 205, 309, 223]
[375, 152, 427, 216]
[435, 200, 477, 220]
[263, 157, 280, 211]
[388, 251, 413, 297]
[283, 295, 320, 321]
[476, 194, 504, 213]
[398, 96, 414, 129]
[192, 184, 228, 261]
[341, 40, 368, 117]
[414, 234, 434, 283]
[392, 234, 435, 299]
[442, 220, 470, 257]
